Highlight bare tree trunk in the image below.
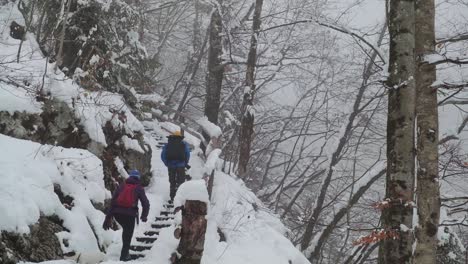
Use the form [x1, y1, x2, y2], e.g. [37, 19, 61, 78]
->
[238, 0, 263, 178]
[204, 2, 224, 126]
[176, 200, 207, 264]
[173, 1, 209, 122]
[379, 0, 416, 263]
[176, 27, 209, 121]
[300, 56, 371, 256]
[55, 0, 71, 69]
[306, 21, 387, 261]
[16, 0, 35, 63]
[309, 168, 386, 261]
[414, 0, 440, 263]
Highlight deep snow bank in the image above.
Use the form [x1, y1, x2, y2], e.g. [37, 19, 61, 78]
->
[0, 134, 115, 257]
[204, 171, 310, 264]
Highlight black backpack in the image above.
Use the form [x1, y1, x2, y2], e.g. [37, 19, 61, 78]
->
[166, 137, 186, 161]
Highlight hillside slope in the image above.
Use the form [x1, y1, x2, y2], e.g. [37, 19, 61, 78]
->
[0, 2, 309, 264]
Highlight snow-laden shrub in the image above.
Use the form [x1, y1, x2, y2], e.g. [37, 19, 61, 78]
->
[437, 226, 466, 264]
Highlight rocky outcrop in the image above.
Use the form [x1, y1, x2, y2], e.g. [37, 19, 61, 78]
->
[102, 121, 152, 190]
[0, 97, 152, 192]
[0, 100, 153, 262]
[0, 216, 64, 263]
[0, 99, 91, 149]
[1, 2, 156, 262]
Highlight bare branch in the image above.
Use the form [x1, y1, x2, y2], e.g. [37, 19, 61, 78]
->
[437, 33, 468, 44]
[434, 82, 468, 90]
[260, 19, 387, 64]
[429, 57, 468, 66]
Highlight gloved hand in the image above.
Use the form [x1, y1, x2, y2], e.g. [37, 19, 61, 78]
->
[185, 164, 191, 170]
[141, 216, 147, 223]
[102, 216, 112, 230]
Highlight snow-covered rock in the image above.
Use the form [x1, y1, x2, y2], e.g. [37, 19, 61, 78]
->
[0, 134, 114, 263]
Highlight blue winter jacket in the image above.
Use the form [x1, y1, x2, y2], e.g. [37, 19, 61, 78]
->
[161, 139, 191, 168]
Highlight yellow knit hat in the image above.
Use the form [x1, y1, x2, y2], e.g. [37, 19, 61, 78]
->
[172, 130, 182, 137]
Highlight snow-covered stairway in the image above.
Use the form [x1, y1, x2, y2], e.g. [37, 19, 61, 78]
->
[144, 126, 165, 149]
[128, 201, 175, 260]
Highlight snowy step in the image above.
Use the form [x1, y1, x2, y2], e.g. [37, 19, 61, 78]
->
[136, 236, 158, 243]
[130, 245, 152, 252]
[132, 240, 155, 247]
[128, 253, 145, 260]
[144, 230, 160, 236]
[153, 219, 174, 226]
[160, 211, 173, 216]
[155, 216, 174, 221]
[151, 223, 171, 229]
[164, 204, 174, 209]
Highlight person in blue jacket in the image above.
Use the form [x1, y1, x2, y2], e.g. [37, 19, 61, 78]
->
[161, 130, 191, 200]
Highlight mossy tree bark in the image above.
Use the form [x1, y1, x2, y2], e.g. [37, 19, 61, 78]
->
[414, 0, 440, 263]
[379, 0, 416, 263]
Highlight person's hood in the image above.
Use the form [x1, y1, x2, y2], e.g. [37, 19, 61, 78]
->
[126, 176, 141, 184]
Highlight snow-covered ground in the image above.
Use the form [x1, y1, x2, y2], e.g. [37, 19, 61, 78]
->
[0, 2, 311, 263]
[5, 118, 309, 264]
[0, 134, 115, 256]
[134, 123, 310, 264]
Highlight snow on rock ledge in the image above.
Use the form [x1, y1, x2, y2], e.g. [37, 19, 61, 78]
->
[121, 135, 145, 153]
[197, 117, 222, 138]
[0, 84, 42, 114]
[0, 134, 113, 258]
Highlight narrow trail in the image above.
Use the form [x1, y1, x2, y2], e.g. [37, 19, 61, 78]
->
[129, 201, 175, 260]
[120, 120, 193, 262]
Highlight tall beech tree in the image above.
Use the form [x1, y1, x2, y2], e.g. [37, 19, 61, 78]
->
[414, 0, 440, 263]
[379, 0, 417, 263]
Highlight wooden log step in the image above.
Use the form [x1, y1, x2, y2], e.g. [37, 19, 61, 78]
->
[130, 245, 152, 252]
[160, 211, 173, 216]
[155, 216, 174, 221]
[144, 230, 160, 236]
[128, 253, 145, 260]
[136, 236, 158, 243]
[152, 223, 171, 229]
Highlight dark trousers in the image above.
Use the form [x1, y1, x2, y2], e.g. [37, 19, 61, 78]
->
[168, 167, 186, 200]
[114, 213, 136, 261]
